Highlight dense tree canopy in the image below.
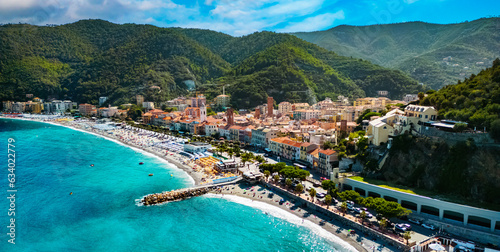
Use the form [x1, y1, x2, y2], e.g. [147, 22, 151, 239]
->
[421, 59, 500, 140]
[1, 20, 423, 108]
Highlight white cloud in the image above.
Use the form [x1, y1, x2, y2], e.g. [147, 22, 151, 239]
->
[277, 10, 345, 32]
[0, 0, 38, 10]
[0, 0, 343, 36]
[266, 0, 325, 16]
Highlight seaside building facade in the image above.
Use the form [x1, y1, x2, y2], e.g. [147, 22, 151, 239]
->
[184, 142, 211, 154]
[251, 128, 278, 149]
[318, 149, 338, 176]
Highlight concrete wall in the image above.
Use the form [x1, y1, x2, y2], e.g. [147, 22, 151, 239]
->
[423, 219, 500, 246]
[419, 127, 495, 145]
[341, 178, 500, 234]
[339, 158, 363, 172]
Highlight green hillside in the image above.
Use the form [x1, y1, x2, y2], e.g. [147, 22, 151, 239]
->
[292, 18, 500, 90]
[421, 59, 500, 139]
[0, 20, 423, 107]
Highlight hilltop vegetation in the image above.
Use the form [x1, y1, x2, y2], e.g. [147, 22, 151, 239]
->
[421, 59, 500, 139]
[293, 18, 500, 90]
[0, 20, 422, 107]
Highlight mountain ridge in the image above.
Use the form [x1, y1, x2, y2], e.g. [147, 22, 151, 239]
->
[292, 17, 500, 89]
[0, 19, 423, 108]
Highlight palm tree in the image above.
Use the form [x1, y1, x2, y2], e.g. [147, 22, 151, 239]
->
[264, 170, 271, 181]
[241, 154, 251, 169]
[255, 155, 266, 163]
[295, 184, 304, 195]
[285, 178, 292, 189]
[359, 211, 367, 223]
[309, 188, 316, 202]
[273, 174, 280, 184]
[228, 149, 234, 160]
[379, 218, 387, 232]
[403, 231, 412, 245]
[340, 202, 347, 216]
[324, 195, 332, 209]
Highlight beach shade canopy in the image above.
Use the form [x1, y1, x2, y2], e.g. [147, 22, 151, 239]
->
[429, 243, 445, 251]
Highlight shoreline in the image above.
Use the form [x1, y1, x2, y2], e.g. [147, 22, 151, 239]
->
[205, 193, 360, 252]
[207, 183, 395, 252]
[2, 116, 200, 186]
[2, 116, 395, 251]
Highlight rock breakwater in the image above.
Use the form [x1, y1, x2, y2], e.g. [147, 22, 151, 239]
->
[141, 187, 213, 206]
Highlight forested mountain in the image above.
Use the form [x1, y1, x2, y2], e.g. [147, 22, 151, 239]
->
[292, 18, 500, 90]
[0, 19, 423, 108]
[421, 59, 500, 138]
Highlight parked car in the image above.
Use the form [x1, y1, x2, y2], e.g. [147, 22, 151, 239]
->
[401, 223, 412, 230]
[316, 192, 326, 198]
[354, 207, 362, 214]
[365, 212, 373, 218]
[394, 224, 408, 232]
[421, 223, 436, 230]
[346, 200, 354, 206]
[408, 218, 421, 225]
[347, 204, 355, 211]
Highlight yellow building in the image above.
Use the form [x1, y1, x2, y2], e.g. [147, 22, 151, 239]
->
[404, 105, 437, 121]
[25, 101, 42, 114]
[367, 106, 437, 146]
[352, 97, 389, 107]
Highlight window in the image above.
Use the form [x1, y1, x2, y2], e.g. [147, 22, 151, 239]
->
[419, 114, 422, 118]
[425, 115, 428, 119]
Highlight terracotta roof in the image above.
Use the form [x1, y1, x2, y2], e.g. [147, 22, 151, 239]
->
[229, 125, 242, 130]
[301, 142, 311, 147]
[308, 149, 319, 157]
[319, 149, 336, 155]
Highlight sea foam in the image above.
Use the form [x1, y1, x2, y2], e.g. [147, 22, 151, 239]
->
[205, 193, 358, 252]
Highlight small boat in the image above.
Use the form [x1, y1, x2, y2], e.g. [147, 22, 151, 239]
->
[69, 192, 73, 195]
[139, 162, 144, 165]
[148, 173, 153, 176]
[90, 164, 94, 167]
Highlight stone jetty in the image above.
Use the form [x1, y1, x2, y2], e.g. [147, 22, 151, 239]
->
[141, 187, 213, 206]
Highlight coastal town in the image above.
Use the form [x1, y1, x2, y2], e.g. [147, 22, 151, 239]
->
[2, 89, 499, 252]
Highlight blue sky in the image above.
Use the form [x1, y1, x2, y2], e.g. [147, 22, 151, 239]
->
[0, 0, 498, 36]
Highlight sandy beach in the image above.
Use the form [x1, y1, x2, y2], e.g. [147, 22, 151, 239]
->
[209, 182, 402, 252]
[2, 115, 400, 251]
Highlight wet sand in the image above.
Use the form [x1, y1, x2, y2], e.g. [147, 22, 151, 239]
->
[211, 183, 401, 252]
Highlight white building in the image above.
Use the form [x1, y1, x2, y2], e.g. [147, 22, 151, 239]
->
[293, 109, 321, 120]
[101, 106, 118, 117]
[251, 127, 278, 148]
[403, 94, 419, 103]
[142, 102, 154, 110]
[183, 142, 211, 154]
[204, 123, 218, 136]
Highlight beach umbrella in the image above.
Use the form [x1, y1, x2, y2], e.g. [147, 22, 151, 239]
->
[429, 243, 445, 251]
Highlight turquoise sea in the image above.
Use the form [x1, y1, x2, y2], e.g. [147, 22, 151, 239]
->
[0, 118, 355, 251]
